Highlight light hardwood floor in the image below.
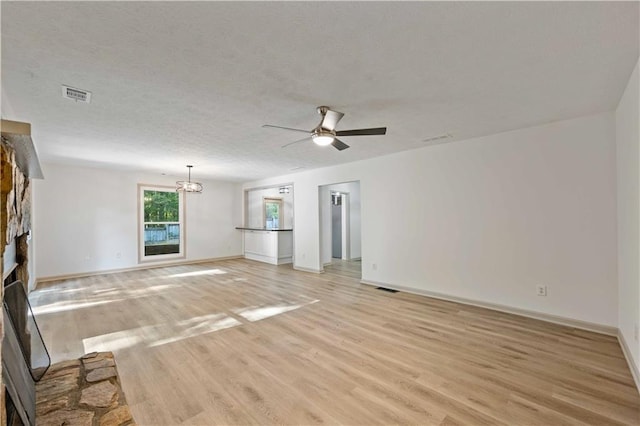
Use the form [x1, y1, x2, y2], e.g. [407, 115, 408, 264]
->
[31, 259, 639, 425]
[324, 259, 362, 280]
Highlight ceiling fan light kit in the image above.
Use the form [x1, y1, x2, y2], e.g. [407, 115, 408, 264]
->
[176, 165, 203, 193]
[263, 106, 387, 151]
[311, 130, 335, 146]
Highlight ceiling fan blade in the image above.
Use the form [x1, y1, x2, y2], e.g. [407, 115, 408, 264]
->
[336, 127, 387, 137]
[321, 109, 344, 131]
[331, 138, 350, 151]
[281, 136, 311, 148]
[263, 124, 310, 134]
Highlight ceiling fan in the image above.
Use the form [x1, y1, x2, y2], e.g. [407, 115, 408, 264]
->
[262, 106, 387, 151]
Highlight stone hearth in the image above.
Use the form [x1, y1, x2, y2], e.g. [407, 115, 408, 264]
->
[36, 352, 135, 426]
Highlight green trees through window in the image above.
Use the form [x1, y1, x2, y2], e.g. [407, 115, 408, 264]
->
[144, 190, 179, 222]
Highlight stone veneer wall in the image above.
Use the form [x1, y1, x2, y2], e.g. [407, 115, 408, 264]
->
[2, 142, 32, 280]
[36, 352, 134, 426]
[1, 139, 34, 425]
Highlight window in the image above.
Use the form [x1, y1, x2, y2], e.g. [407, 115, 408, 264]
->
[264, 197, 283, 229]
[138, 185, 185, 262]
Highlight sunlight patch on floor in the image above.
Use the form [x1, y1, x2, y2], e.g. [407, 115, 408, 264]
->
[82, 313, 242, 352]
[150, 314, 242, 347]
[34, 286, 88, 295]
[81, 299, 319, 352]
[167, 269, 228, 278]
[83, 326, 151, 353]
[118, 284, 180, 296]
[32, 299, 123, 315]
[31, 283, 182, 315]
[234, 299, 319, 322]
[92, 287, 119, 294]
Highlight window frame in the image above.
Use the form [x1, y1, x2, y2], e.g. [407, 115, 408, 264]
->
[138, 184, 186, 263]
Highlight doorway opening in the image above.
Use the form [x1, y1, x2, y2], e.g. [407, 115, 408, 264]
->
[319, 181, 361, 279]
[331, 192, 343, 259]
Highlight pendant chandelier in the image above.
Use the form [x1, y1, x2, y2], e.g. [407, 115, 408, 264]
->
[176, 165, 203, 193]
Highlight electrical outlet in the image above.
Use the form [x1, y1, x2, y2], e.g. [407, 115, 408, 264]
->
[635, 324, 639, 342]
[372, 263, 377, 271]
[116, 252, 122, 259]
[536, 285, 547, 296]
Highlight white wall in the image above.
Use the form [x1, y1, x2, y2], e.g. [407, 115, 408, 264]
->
[245, 186, 293, 229]
[33, 163, 242, 278]
[244, 112, 618, 327]
[616, 58, 640, 370]
[319, 181, 361, 264]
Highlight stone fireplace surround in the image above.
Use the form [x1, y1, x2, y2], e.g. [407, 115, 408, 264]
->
[2, 121, 135, 425]
[36, 352, 133, 426]
[2, 122, 39, 425]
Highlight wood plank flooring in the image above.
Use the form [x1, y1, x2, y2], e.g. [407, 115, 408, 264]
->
[30, 259, 639, 425]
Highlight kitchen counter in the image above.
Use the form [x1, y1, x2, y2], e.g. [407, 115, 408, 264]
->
[236, 227, 293, 265]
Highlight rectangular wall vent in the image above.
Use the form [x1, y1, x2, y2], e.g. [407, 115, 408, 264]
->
[61, 85, 92, 103]
[422, 133, 452, 144]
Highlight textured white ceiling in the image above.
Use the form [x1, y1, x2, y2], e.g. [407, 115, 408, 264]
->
[2, 2, 638, 182]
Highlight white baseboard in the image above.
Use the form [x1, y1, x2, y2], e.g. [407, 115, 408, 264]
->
[323, 258, 360, 266]
[244, 252, 274, 264]
[293, 265, 323, 274]
[618, 330, 640, 393]
[360, 279, 617, 336]
[278, 256, 293, 265]
[35, 255, 243, 287]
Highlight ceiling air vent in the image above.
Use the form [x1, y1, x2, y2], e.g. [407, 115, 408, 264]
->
[61, 85, 91, 103]
[422, 133, 452, 145]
